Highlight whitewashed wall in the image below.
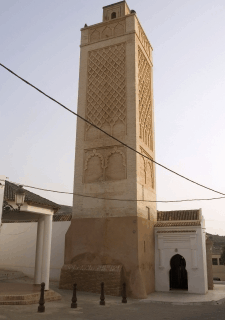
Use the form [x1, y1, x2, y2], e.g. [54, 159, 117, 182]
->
[0, 221, 70, 281]
[155, 226, 208, 294]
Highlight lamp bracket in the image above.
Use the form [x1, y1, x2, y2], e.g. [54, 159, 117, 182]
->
[3, 200, 20, 212]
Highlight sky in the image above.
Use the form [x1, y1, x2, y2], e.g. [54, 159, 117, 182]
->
[1, 0, 225, 235]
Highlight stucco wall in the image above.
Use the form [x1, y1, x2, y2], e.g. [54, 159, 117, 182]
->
[0, 221, 70, 280]
[155, 227, 208, 294]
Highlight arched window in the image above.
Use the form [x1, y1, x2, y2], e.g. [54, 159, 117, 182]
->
[111, 12, 116, 19]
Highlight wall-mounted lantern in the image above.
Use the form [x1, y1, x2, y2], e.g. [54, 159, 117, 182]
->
[3, 185, 25, 212]
[15, 185, 25, 210]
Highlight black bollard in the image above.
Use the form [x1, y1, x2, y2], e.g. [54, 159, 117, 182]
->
[71, 283, 77, 308]
[122, 283, 127, 303]
[100, 282, 105, 305]
[38, 282, 45, 312]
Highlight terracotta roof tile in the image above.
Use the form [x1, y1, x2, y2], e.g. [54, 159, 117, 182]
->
[154, 221, 201, 227]
[56, 205, 72, 215]
[4, 181, 60, 211]
[2, 214, 72, 223]
[157, 210, 199, 221]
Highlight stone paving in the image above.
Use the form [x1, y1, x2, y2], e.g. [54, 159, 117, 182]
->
[1, 277, 225, 320]
[141, 284, 225, 305]
[0, 283, 40, 295]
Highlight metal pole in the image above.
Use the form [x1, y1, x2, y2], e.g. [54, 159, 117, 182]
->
[100, 282, 105, 305]
[38, 282, 45, 312]
[122, 283, 127, 303]
[71, 283, 77, 308]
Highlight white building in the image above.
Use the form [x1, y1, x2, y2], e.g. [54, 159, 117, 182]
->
[155, 209, 209, 294]
[0, 178, 213, 296]
[0, 179, 63, 290]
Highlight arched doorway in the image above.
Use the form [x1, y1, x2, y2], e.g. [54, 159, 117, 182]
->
[169, 254, 188, 290]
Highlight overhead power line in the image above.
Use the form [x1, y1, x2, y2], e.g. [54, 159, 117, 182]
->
[1, 178, 225, 203]
[1, 63, 225, 198]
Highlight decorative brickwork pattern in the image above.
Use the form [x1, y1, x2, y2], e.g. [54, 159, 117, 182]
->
[83, 146, 126, 183]
[138, 46, 153, 150]
[88, 19, 125, 43]
[0, 289, 61, 305]
[53, 214, 72, 222]
[85, 43, 126, 139]
[59, 264, 123, 296]
[137, 22, 151, 58]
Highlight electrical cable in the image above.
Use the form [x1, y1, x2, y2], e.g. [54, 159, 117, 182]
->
[1, 63, 225, 197]
[1, 178, 225, 203]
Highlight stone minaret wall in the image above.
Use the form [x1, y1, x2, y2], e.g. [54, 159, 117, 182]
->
[72, 0, 156, 220]
[60, 1, 156, 298]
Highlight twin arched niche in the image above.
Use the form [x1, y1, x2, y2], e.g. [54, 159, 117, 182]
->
[84, 147, 126, 183]
[169, 254, 188, 290]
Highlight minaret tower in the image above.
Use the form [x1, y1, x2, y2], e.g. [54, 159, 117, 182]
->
[60, 1, 156, 298]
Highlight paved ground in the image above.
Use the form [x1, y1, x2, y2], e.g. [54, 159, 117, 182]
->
[0, 282, 40, 295]
[143, 284, 225, 305]
[1, 277, 225, 320]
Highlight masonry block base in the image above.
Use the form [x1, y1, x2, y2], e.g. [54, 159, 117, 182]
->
[59, 264, 122, 296]
[59, 216, 155, 299]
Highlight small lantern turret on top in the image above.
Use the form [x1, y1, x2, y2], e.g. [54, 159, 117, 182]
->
[102, 1, 130, 22]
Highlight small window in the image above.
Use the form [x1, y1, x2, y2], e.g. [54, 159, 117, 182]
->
[219, 258, 224, 265]
[212, 258, 218, 265]
[111, 12, 116, 19]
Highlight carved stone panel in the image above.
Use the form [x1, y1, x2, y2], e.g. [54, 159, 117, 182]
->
[138, 46, 153, 151]
[102, 26, 112, 39]
[139, 147, 154, 189]
[90, 30, 100, 42]
[83, 150, 104, 184]
[139, 155, 146, 186]
[88, 19, 126, 43]
[83, 146, 126, 183]
[85, 43, 126, 140]
[114, 23, 125, 36]
[137, 22, 151, 58]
